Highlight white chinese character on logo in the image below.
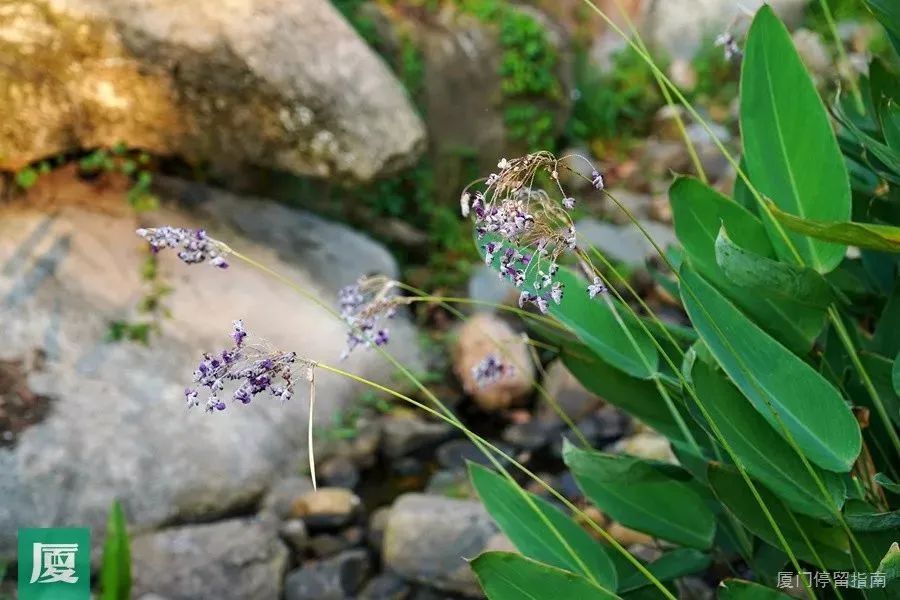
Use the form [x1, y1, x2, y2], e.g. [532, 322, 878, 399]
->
[870, 572, 886, 588]
[29, 543, 79, 584]
[814, 571, 832, 588]
[776, 572, 795, 588]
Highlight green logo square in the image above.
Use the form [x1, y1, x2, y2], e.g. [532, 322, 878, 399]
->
[17, 528, 90, 600]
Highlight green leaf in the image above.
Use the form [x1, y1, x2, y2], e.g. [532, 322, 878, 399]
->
[844, 500, 900, 532]
[561, 345, 698, 444]
[690, 361, 845, 519]
[875, 472, 900, 494]
[479, 238, 658, 378]
[741, 6, 851, 273]
[707, 464, 852, 569]
[471, 552, 620, 600]
[766, 199, 900, 253]
[714, 226, 834, 309]
[718, 579, 793, 599]
[670, 178, 826, 354]
[866, 0, 900, 54]
[100, 500, 131, 600]
[618, 549, 710, 593]
[679, 265, 861, 472]
[469, 463, 617, 590]
[876, 542, 900, 583]
[563, 441, 716, 549]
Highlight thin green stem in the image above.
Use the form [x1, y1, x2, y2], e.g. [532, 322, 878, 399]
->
[816, 0, 864, 114]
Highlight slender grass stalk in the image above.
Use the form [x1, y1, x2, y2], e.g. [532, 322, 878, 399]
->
[226, 249, 674, 596]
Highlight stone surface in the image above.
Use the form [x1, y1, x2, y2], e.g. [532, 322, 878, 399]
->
[0, 0, 424, 180]
[383, 493, 513, 596]
[381, 413, 454, 459]
[576, 217, 678, 267]
[318, 455, 361, 490]
[466, 265, 518, 309]
[359, 572, 412, 600]
[284, 549, 372, 600]
[261, 476, 316, 521]
[606, 521, 654, 546]
[279, 519, 310, 555]
[131, 518, 288, 600]
[0, 172, 422, 558]
[642, 0, 811, 59]
[610, 431, 676, 463]
[452, 314, 534, 411]
[290, 487, 362, 530]
[535, 360, 604, 426]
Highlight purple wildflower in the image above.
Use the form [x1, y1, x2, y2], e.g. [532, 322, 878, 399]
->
[588, 276, 608, 299]
[136, 227, 230, 268]
[563, 197, 576, 210]
[550, 281, 564, 305]
[472, 354, 514, 388]
[590, 170, 605, 191]
[338, 277, 398, 359]
[188, 320, 304, 412]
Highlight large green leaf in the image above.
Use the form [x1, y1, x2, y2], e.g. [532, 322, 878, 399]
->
[561, 344, 699, 444]
[100, 500, 131, 600]
[718, 579, 792, 599]
[714, 227, 834, 309]
[690, 361, 845, 519]
[877, 543, 900, 584]
[741, 6, 850, 272]
[617, 549, 710, 593]
[844, 500, 900, 532]
[679, 265, 861, 472]
[469, 464, 617, 590]
[471, 552, 620, 600]
[479, 239, 658, 378]
[707, 464, 852, 569]
[669, 178, 826, 354]
[563, 441, 716, 549]
[766, 200, 900, 253]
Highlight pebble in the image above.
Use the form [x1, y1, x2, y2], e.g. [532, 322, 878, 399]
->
[359, 572, 412, 600]
[284, 549, 371, 600]
[290, 488, 361, 530]
[319, 455, 361, 490]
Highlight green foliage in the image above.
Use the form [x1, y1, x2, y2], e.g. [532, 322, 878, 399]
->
[565, 47, 667, 147]
[107, 253, 172, 344]
[100, 500, 131, 600]
[471, 552, 619, 600]
[469, 6, 900, 598]
[80, 147, 158, 212]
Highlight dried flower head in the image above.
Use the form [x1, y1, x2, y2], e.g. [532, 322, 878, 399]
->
[186, 320, 312, 413]
[472, 354, 514, 388]
[136, 227, 230, 268]
[587, 276, 608, 299]
[338, 276, 401, 359]
[460, 152, 606, 312]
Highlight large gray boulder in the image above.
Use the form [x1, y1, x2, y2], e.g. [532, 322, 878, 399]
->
[0, 173, 423, 559]
[0, 0, 425, 180]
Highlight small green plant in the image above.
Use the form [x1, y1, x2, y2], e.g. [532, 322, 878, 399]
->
[99, 500, 131, 600]
[107, 253, 172, 344]
[79, 145, 158, 212]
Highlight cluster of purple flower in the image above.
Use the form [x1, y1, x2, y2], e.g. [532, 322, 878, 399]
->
[338, 277, 397, 359]
[472, 354, 514, 388]
[185, 320, 303, 412]
[136, 227, 230, 268]
[461, 153, 609, 313]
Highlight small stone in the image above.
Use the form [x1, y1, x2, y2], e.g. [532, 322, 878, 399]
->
[467, 264, 518, 308]
[291, 488, 361, 530]
[383, 494, 509, 596]
[452, 314, 534, 412]
[381, 414, 454, 458]
[603, 188, 654, 225]
[260, 477, 316, 521]
[367, 507, 391, 552]
[629, 543, 662, 563]
[319, 456, 360, 490]
[576, 218, 677, 267]
[425, 469, 475, 499]
[501, 420, 552, 451]
[609, 431, 676, 463]
[359, 572, 412, 600]
[279, 519, 309, 554]
[536, 360, 604, 427]
[435, 439, 513, 470]
[607, 521, 654, 546]
[284, 549, 372, 600]
[309, 533, 351, 558]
